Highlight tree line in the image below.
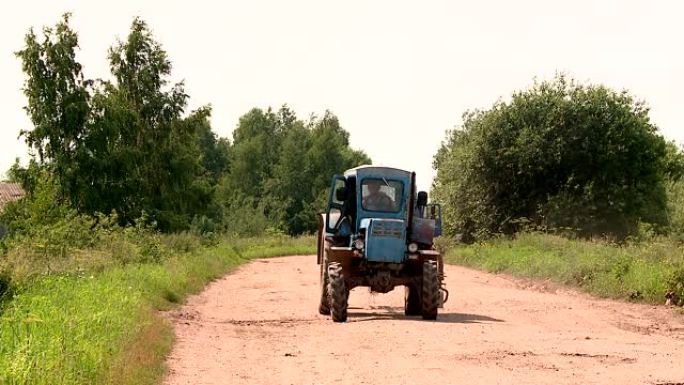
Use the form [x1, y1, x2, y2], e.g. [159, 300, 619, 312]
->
[8, 15, 683, 242]
[4, 15, 369, 236]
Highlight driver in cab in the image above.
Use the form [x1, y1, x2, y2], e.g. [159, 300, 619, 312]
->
[363, 180, 395, 211]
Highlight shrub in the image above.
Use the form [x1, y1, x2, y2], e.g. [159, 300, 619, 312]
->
[433, 75, 668, 240]
[667, 266, 684, 305]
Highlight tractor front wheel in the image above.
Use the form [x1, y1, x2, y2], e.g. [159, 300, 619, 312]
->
[421, 260, 440, 320]
[328, 262, 348, 322]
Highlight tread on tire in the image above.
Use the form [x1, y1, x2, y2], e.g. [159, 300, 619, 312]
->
[421, 260, 439, 320]
[328, 262, 348, 322]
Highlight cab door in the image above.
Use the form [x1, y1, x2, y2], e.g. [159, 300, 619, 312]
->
[325, 175, 347, 234]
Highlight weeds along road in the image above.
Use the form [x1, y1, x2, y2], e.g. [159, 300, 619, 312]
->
[163, 255, 684, 385]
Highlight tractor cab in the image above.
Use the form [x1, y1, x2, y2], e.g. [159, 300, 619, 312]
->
[324, 165, 441, 263]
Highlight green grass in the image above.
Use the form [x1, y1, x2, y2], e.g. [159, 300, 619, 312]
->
[443, 233, 684, 304]
[0, 235, 315, 385]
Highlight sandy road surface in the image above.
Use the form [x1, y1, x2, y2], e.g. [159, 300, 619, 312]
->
[164, 255, 684, 385]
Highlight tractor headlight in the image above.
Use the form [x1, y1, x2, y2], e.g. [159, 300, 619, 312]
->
[353, 238, 365, 250]
[408, 242, 418, 253]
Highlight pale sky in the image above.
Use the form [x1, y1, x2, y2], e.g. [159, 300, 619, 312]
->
[1, 0, 682, 190]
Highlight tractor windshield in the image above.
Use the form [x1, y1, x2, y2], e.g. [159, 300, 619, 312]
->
[361, 179, 403, 212]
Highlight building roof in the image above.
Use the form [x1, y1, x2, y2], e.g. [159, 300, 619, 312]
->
[0, 183, 25, 210]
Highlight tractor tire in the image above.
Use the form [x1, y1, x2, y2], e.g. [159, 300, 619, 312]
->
[421, 260, 440, 320]
[318, 258, 330, 315]
[404, 284, 421, 316]
[327, 262, 348, 322]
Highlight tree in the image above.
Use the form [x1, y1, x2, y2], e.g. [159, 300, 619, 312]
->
[222, 107, 283, 201]
[16, 16, 226, 231]
[432, 75, 668, 239]
[221, 107, 370, 235]
[15, 13, 91, 202]
[265, 122, 313, 234]
[664, 141, 684, 182]
[84, 18, 214, 230]
[662, 142, 684, 237]
[195, 109, 230, 182]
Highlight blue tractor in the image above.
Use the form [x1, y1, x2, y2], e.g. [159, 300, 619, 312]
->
[317, 165, 447, 322]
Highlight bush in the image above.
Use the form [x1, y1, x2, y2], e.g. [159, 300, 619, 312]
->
[667, 266, 684, 305]
[433, 75, 668, 240]
[221, 201, 271, 236]
[0, 177, 200, 290]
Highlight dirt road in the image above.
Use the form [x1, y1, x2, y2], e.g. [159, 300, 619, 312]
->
[164, 255, 684, 385]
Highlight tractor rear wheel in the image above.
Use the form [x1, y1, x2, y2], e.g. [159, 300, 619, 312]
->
[328, 262, 348, 322]
[318, 257, 330, 315]
[421, 260, 440, 320]
[404, 284, 421, 316]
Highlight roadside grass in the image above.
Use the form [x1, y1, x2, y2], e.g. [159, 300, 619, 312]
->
[442, 233, 684, 305]
[0, 235, 315, 385]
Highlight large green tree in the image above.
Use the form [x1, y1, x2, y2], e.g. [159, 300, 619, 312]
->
[269, 111, 371, 235]
[223, 107, 287, 201]
[221, 107, 370, 235]
[433, 75, 668, 239]
[15, 13, 91, 202]
[16, 16, 227, 231]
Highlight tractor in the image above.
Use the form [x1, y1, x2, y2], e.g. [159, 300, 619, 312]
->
[316, 165, 447, 322]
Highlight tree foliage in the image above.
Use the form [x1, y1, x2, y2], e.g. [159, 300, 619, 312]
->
[16, 16, 226, 231]
[664, 141, 684, 183]
[15, 13, 91, 202]
[433, 75, 668, 239]
[663, 143, 684, 239]
[220, 107, 370, 235]
[12, 15, 368, 235]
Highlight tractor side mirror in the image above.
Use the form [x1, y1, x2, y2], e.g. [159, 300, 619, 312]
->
[417, 191, 428, 207]
[429, 204, 443, 237]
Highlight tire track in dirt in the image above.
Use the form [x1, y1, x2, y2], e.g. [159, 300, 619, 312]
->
[163, 255, 684, 385]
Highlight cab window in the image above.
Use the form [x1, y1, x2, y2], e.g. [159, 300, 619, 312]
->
[361, 179, 403, 212]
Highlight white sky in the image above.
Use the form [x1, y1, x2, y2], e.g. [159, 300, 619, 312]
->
[1, 0, 682, 190]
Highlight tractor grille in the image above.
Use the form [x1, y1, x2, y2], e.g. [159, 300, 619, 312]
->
[370, 220, 403, 238]
[371, 227, 402, 238]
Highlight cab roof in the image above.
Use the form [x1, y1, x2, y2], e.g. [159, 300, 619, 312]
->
[343, 165, 412, 178]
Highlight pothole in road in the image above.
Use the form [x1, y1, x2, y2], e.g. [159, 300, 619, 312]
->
[217, 318, 320, 326]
